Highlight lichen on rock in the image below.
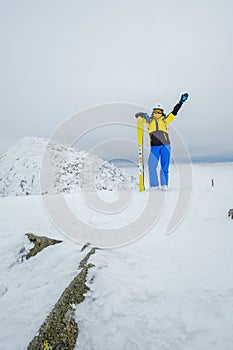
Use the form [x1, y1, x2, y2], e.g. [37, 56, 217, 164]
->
[79, 247, 97, 269]
[25, 233, 62, 259]
[80, 242, 91, 252]
[27, 246, 97, 350]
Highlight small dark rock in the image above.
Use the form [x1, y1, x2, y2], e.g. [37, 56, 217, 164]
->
[228, 209, 233, 219]
[25, 233, 62, 259]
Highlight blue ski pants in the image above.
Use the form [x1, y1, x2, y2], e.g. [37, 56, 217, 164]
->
[148, 145, 171, 187]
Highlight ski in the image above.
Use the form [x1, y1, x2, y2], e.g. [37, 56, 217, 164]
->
[137, 116, 145, 191]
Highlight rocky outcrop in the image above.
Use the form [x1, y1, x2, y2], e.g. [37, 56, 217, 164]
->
[0, 137, 137, 196]
[27, 244, 97, 350]
[25, 233, 62, 259]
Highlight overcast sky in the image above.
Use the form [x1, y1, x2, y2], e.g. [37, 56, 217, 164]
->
[1, 0, 233, 161]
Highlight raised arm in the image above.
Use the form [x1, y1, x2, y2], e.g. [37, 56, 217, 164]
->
[166, 93, 189, 123]
[172, 93, 189, 115]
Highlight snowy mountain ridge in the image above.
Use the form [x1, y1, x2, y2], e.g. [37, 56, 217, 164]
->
[0, 137, 137, 197]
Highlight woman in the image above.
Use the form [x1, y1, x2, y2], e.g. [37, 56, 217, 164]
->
[135, 93, 189, 190]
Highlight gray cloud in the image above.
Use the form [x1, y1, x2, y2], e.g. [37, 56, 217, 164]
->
[1, 0, 233, 160]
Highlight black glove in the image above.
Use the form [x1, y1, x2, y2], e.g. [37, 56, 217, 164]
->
[135, 112, 144, 118]
[179, 93, 189, 103]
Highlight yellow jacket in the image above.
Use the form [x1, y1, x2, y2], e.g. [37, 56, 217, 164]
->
[145, 113, 176, 146]
[145, 113, 176, 133]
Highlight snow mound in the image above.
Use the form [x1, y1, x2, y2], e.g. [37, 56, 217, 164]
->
[0, 137, 137, 196]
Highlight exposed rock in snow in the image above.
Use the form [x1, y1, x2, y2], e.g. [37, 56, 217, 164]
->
[25, 233, 62, 260]
[0, 137, 137, 196]
[27, 246, 97, 350]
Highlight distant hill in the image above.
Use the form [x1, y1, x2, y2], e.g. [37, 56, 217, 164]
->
[0, 137, 137, 196]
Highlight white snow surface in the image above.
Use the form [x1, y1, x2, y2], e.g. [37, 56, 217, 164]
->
[0, 137, 137, 196]
[0, 162, 233, 349]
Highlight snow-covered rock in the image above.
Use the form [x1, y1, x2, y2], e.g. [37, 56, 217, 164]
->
[0, 137, 137, 196]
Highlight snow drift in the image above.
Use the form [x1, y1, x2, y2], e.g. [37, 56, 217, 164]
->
[0, 163, 233, 350]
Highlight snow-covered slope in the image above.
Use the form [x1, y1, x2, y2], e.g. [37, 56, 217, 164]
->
[0, 163, 233, 349]
[0, 137, 137, 196]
